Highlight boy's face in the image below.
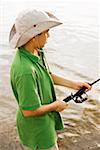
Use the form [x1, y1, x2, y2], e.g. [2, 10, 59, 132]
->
[35, 30, 49, 48]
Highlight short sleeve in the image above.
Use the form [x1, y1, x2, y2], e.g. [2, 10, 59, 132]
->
[16, 73, 41, 110]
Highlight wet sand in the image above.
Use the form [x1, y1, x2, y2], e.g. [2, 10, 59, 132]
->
[0, 95, 100, 150]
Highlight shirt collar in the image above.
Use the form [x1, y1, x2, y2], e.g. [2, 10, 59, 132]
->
[18, 47, 40, 63]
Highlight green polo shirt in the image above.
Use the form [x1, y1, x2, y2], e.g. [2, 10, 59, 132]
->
[10, 47, 64, 150]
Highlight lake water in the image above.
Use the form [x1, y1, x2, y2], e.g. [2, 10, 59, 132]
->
[0, 0, 100, 149]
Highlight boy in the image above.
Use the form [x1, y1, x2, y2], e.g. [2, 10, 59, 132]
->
[9, 9, 91, 150]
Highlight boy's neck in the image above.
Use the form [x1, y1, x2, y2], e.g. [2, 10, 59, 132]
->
[23, 44, 39, 56]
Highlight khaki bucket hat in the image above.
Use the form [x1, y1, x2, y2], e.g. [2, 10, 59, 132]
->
[9, 9, 62, 48]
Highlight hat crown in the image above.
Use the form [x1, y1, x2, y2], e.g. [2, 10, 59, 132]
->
[15, 10, 50, 33]
[9, 9, 62, 48]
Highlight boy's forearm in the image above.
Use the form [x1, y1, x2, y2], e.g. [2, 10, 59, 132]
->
[51, 73, 77, 89]
[22, 103, 57, 117]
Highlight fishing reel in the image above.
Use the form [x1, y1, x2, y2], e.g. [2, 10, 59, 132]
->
[63, 88, 88, 103]
[63, 78, 100, 103]
[72, 92, 88, 103]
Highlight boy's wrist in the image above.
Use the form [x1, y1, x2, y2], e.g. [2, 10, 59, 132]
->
[50, 102, 58, 111]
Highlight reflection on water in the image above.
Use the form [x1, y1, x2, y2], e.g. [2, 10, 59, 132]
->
[58, 98, 100, 149]
[63, 99, 100, 130]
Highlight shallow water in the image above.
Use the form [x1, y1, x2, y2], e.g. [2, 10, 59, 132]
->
[0, 0, 100, 149]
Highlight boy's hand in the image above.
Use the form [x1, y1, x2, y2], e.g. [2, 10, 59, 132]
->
[52, 100, 69, 112]
[74, 82, 92, 91]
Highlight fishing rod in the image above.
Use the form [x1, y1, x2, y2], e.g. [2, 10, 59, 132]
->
[63, 78, 100, 103]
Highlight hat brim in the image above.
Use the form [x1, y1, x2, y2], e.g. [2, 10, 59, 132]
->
[9, 20, 62, 48]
